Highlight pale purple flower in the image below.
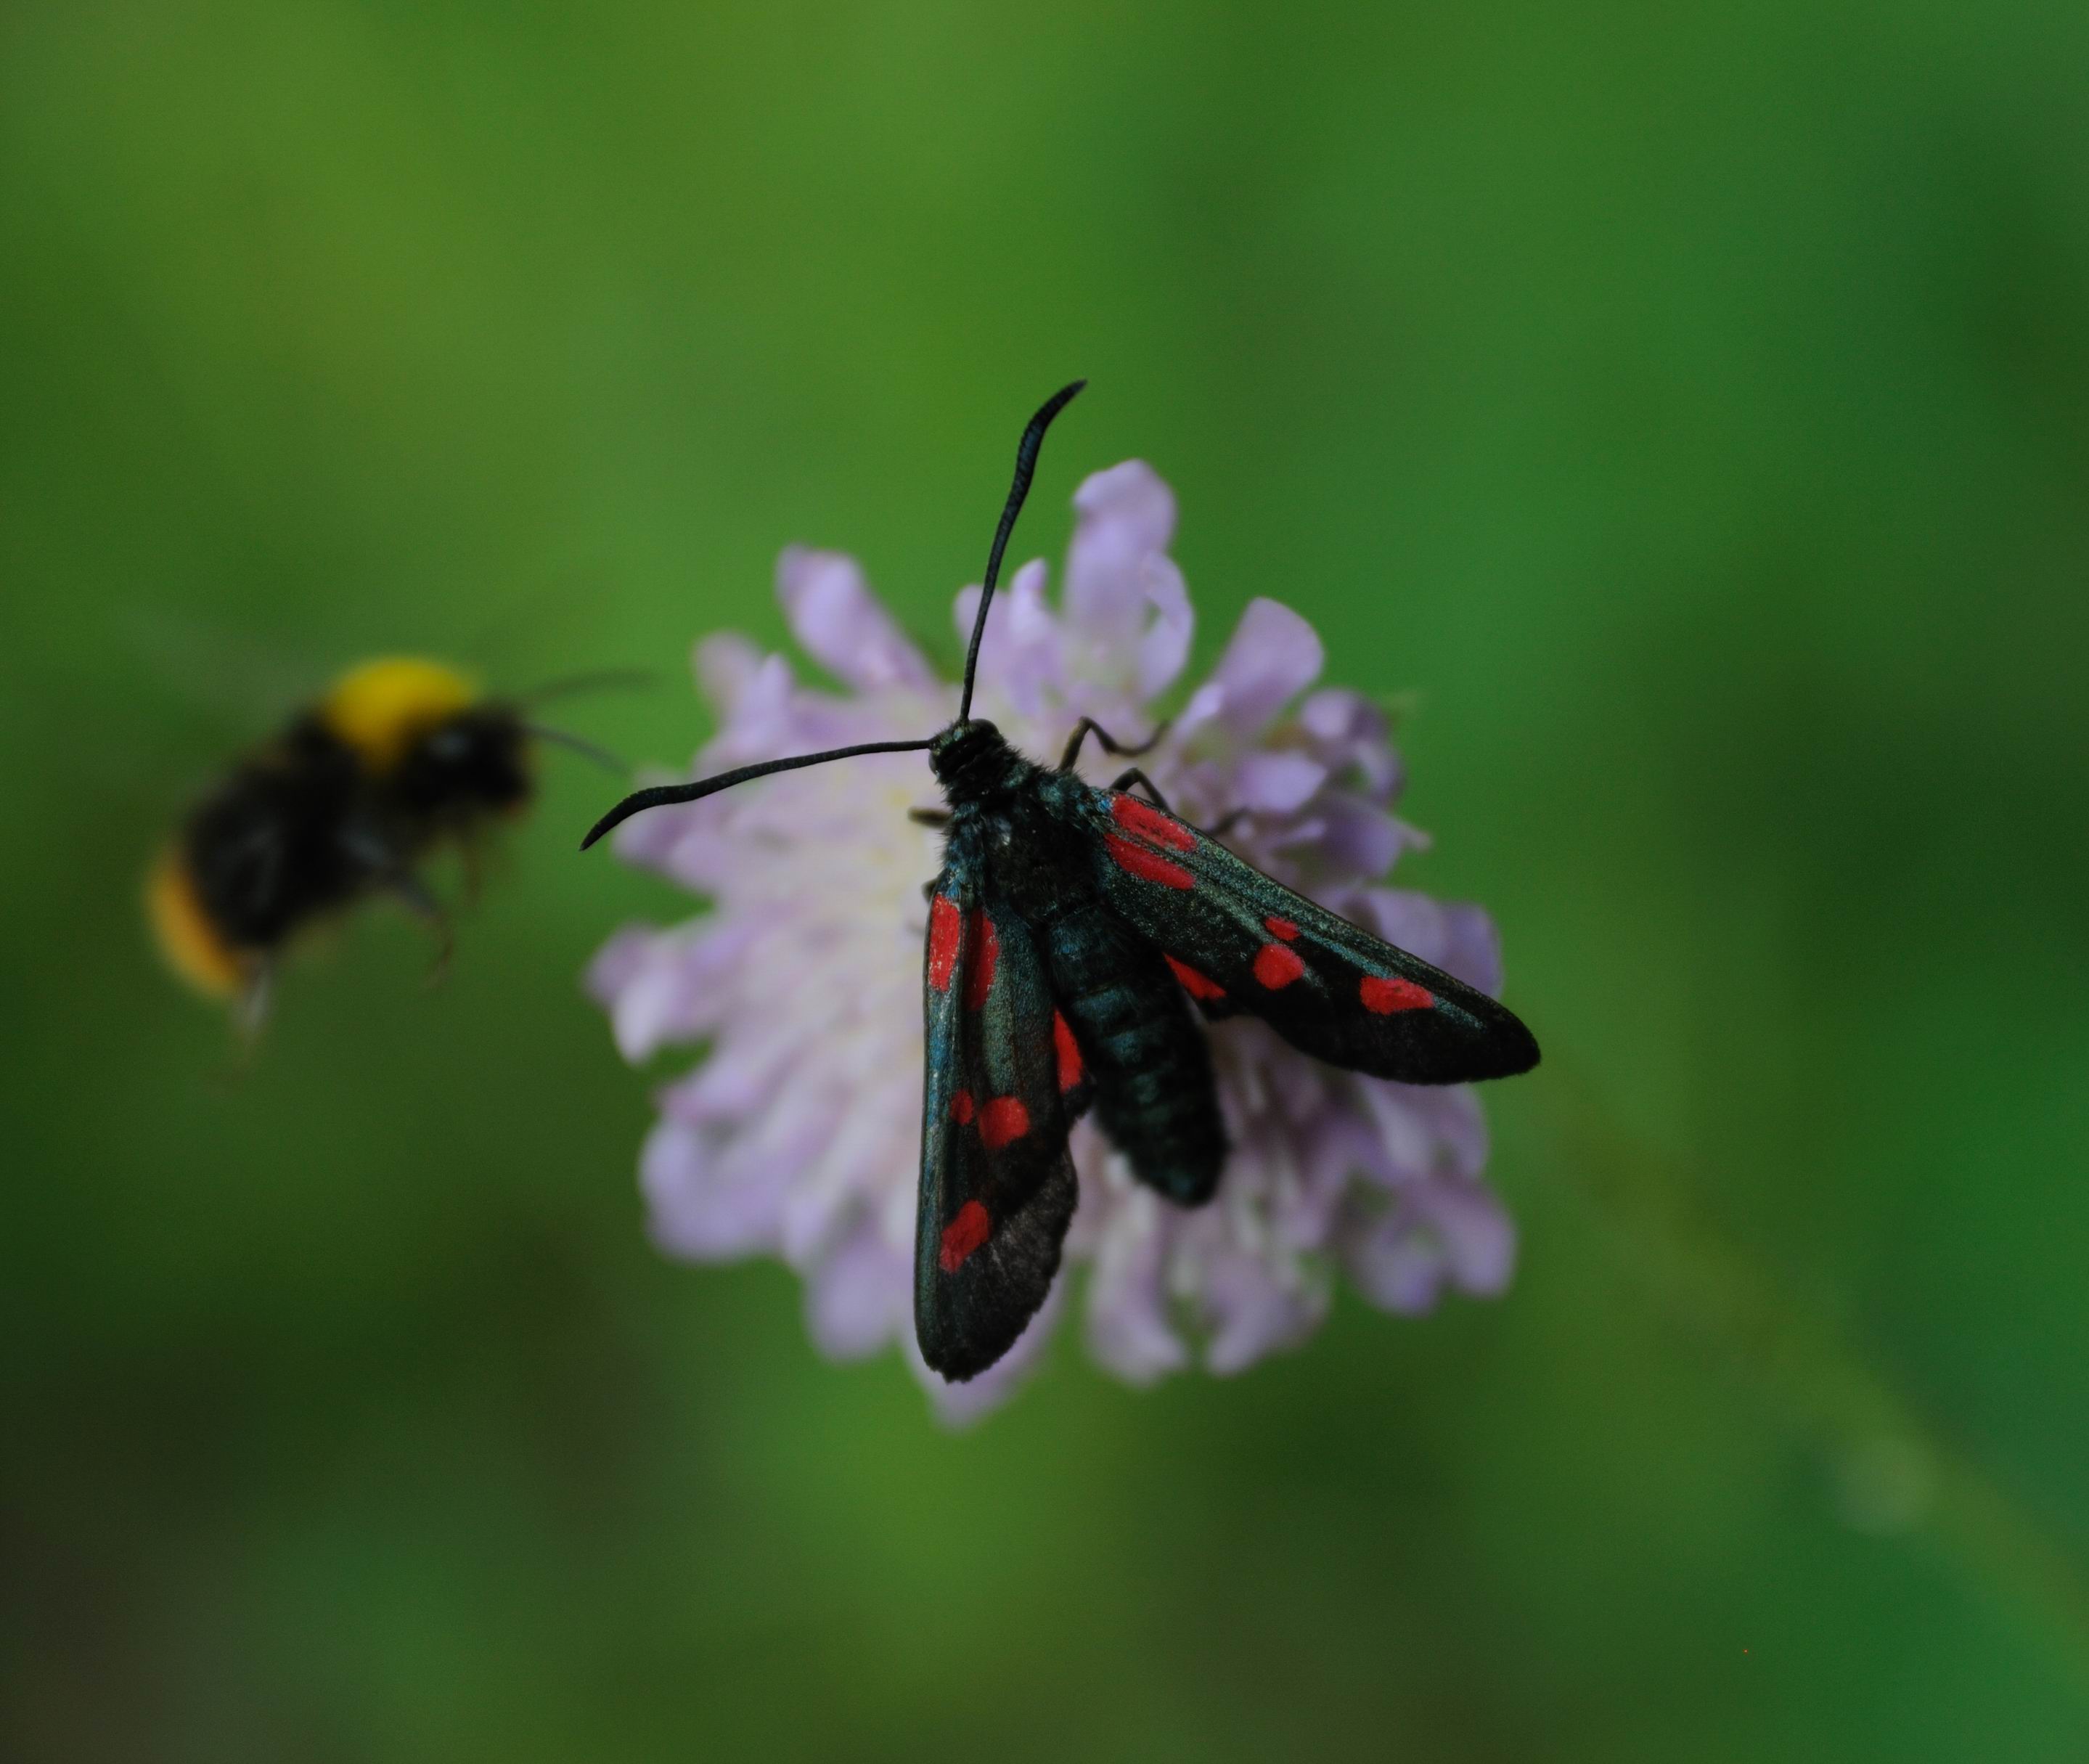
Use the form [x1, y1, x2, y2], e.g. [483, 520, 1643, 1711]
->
[589, 462, 1518, 1417]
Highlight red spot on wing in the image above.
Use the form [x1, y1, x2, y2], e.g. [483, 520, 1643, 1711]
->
[928, 894, 962, 992]
[939, 1200, 992, 1273]
[1111, 793, 1195, 851]
[1107, 836, 1193, 889]
[1361, 974, 1434, 1014]
[979, 1096, 1031, 1150]
[1253, 942, 1306, 989]
[1052, 1011, 1083, 1092]
[1264, 915, 1300, 942]
[962, 911, 999, 1008]
[1164, 954, 1227, 1001]
[949, 1088, 975, 1124]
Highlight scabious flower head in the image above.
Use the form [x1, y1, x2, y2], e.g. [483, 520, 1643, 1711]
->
[589, 461, 1517, 1418]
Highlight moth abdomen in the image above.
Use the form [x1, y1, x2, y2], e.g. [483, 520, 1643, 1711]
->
[1044, 903, 1226, 1206]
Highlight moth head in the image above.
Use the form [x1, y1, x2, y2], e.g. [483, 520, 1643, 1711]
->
[928, 719, 1008, 793]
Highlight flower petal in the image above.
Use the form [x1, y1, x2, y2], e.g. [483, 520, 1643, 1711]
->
[1197, 1245, 1328, 1374]
[1084, 1180, 1189, 1382]
[1307, 795, 1413, 880]
[1299, 688, 1402, 797]
[777, 546, 934, 692]
[591, 922, 746, 1062]
[1065, 462, 1177, 641]
[1136, 557, 1193, 699]
[695, 633, 766, 714]
[1343, 1209, 1450, 1314]
[805, 1222, 908, 1360]
[1184, 598, 1325, 738]
[1230, 750, 1328, 815]
[641, 1119, 794, 1260]
[1429, 1180, 1517, 1296]
[1341, 1178, 1516, 1314]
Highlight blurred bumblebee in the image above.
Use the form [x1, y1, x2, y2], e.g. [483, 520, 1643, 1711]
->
[148, 656, 621, 1026]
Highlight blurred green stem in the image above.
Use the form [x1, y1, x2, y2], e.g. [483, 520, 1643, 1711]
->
[1545, 1068, 2089, 1699]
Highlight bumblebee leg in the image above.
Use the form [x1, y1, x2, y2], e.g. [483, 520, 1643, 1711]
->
[389, 870, 456, 988]
[1059, 716, 1170, 772]
[908, 808, 952, 828]
[1106, 767, 1175, 814]
[342, 825, 454, 984]
[218, 962, 274, 1077]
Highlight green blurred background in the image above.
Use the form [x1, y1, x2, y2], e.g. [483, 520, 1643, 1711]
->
[6, 1, 2088, 1757]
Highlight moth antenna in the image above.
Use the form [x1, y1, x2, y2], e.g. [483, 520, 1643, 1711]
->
[957, 379, 1087, 722]
[580, 739, 935, 850]
[523, 722, 631, 777]
[516, 667, 657, 705]
[584, 387, 1083, 849]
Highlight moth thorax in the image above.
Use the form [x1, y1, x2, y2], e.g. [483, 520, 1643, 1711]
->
[928, 719, 1015, 802]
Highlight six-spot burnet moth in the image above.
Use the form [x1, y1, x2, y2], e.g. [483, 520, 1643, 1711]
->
[583, 383, 1540, 1380]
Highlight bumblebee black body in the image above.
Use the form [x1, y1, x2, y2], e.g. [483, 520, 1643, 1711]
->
[150, 658, 536, 1011]
[179, 718, 369, 955]
[584, 383, 1542, 1381]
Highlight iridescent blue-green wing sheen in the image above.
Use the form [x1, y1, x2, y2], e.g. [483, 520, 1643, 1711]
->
[1067, 785, 1540, 1085]
[915, 841, 1082, 1381]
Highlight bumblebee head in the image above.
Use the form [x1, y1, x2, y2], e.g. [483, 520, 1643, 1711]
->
[392, 702, 534, 817]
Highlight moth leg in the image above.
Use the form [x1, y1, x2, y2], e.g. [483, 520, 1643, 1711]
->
[1108, 767, 1175, 814]
[1206, 809, 1248, 838]
[908, 808, 952, 828]
[1059, 716, 1171, 773]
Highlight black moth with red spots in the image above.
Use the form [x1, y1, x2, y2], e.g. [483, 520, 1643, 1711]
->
[583, 383, 1540, 1381]
[912, 728, 1535, 1376]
